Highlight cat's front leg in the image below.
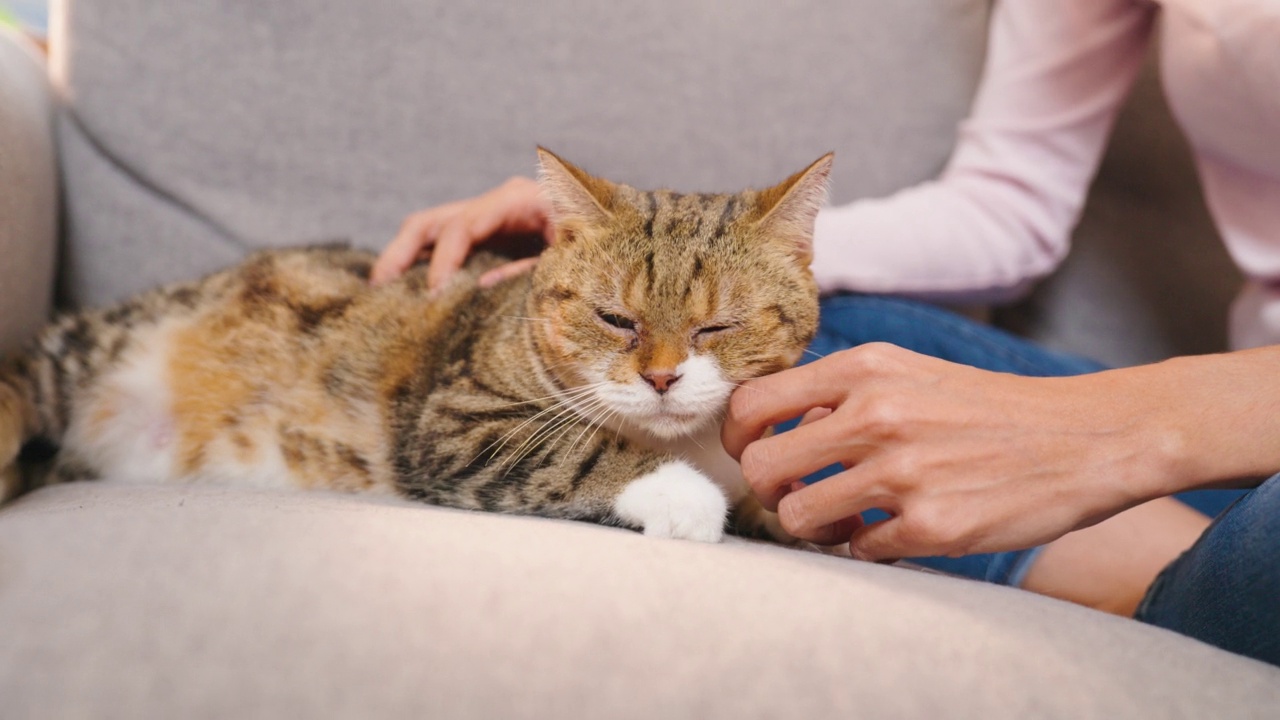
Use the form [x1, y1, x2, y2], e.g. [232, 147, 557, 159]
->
[613, 459, 728, 543]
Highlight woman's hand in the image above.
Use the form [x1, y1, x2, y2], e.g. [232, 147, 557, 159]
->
[721, 343, 1190, 560]
[372, 176, 554, 288]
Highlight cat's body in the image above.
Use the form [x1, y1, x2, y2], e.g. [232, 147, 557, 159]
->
[0, 150, 831, 542]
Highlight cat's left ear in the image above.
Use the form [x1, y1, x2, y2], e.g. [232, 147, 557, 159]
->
[751, 153, 834, 264]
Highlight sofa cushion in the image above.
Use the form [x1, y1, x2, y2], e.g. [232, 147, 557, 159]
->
[53, 0, 991, 307]
[1, 483, 1277, 719]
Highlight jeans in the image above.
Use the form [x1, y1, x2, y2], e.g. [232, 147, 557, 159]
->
[796, 295, 1274, 664]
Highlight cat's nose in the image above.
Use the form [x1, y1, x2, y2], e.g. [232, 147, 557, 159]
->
[642, 371, 681, 395]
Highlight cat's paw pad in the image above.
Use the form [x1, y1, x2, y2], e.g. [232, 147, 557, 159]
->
[614, 461, 728, 543]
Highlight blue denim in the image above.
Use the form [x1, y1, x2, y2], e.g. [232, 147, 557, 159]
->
[788, 294, 1247, 587]
[1134, 473, 1280, 666]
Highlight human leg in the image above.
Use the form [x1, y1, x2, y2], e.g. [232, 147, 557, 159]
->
[1134, 473, 1280, 666]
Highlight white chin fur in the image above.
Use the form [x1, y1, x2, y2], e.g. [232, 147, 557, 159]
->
[591, 355, 731, 439]
[642, 413, 713, 440]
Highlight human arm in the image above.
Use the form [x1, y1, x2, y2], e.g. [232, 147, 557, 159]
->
[721, 343, 1279, 559]
[812, 0, 1156, 303]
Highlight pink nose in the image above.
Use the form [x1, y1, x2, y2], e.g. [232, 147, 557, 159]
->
[642, 371, 681, 394]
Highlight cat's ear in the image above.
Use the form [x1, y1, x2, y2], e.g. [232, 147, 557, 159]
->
[536, 147, 616, 228]
[751, 153, 834, 263]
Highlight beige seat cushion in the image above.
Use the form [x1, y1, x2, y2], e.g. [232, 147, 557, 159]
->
[2, 482, 1277, 719]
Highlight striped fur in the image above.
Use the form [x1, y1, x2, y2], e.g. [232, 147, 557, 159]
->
[0, 151, 831, 541]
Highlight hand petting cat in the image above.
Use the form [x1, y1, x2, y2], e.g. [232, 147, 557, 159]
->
[372, 176, 554, 290]
[720, 341, 1274, 562]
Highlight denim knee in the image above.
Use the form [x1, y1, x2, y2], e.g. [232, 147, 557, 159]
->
[1135, 473, 1280, 666]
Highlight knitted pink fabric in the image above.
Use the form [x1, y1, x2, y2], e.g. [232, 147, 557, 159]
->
[813, 0, 1280, 349]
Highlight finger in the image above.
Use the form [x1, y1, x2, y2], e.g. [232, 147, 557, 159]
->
[425, 221, 480, 290]
[797, 407, 832, 427]
[374, 208, 455, 284]
[776, 466, 893, 541]
[799, 515, 865, 547]
[722, 358, 852, 460]
[426, 196, 521, 289]
[847, 518, 912, 563]
[478, 258, 540, 288]
[739, 412, 867, 511]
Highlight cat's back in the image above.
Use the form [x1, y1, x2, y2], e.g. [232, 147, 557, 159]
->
[54, 246, 425, 493]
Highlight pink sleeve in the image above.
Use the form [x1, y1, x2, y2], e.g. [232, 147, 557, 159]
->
[812, 0, 1157, 303]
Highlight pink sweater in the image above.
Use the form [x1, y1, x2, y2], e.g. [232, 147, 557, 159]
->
[812, 0, 1280, 350]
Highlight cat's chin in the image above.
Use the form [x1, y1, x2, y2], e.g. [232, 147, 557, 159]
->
[635, 411, 716, 440]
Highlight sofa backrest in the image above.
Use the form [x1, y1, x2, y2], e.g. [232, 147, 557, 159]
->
[51, 1, 1242, 366]
[52, 0, 991, 308]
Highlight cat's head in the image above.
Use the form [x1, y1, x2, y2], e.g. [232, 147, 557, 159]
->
[528, 148, 830, 439]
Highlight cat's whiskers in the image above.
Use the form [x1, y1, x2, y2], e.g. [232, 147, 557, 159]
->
[563, 402, 622, 459]
[684, 431, 706, 451]
[802, 348, 827, 360]
[482, 401, 586, 468]
[491, 407, 582, 475]
[501, 390, 610, 463]
[572, 407, 621, 460]
[471, 383, 609, 466]
[501, 395, 612, 474]
[486, 380, 609, 410]
[537, 403, 605, 466]
[712, 379, 772, 395]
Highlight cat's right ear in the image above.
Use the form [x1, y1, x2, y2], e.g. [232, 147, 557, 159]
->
[536, 147, 616, 229]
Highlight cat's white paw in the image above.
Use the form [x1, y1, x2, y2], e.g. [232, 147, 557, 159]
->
[614, 460, 728, 543]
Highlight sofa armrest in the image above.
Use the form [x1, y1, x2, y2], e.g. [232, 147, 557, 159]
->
[0, 27, 57, 356]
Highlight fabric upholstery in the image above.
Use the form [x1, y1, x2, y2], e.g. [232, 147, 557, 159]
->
[2, 483, 1278, 719]
[53, 0, 991, 308]
[0, 28, 56, 355]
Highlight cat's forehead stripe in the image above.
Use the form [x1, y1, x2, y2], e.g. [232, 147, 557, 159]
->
[638, 190, 745, 245]
[641, 191, 658, 237]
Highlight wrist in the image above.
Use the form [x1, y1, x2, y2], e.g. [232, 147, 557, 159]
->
[1060, 360, 1210, 506]
[1123, 350, 1280, 496]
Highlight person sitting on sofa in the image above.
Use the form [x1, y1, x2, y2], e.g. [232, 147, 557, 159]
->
[371, 0, 1279, 666]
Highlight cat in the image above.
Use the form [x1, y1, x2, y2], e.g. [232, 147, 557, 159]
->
[0, 148, 830, 543]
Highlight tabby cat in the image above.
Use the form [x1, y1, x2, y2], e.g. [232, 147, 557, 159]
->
[0, 149, 830, 543]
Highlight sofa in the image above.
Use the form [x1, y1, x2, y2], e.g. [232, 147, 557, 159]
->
[1, 2, 1277, 718]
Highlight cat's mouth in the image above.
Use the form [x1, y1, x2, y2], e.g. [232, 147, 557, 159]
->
[637, 407, 715, 439]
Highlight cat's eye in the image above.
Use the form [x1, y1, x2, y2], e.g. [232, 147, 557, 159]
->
[597, 311, 637, 331]
[696, 324, 735, 337]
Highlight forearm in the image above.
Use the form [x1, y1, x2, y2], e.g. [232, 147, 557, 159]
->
[812, 0, 1154, 303]
[1129, 347, 1280, 495]
[812, 180, 1066, 304]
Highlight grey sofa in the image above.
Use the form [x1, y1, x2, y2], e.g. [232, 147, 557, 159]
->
[1, 2, 1277, 718]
